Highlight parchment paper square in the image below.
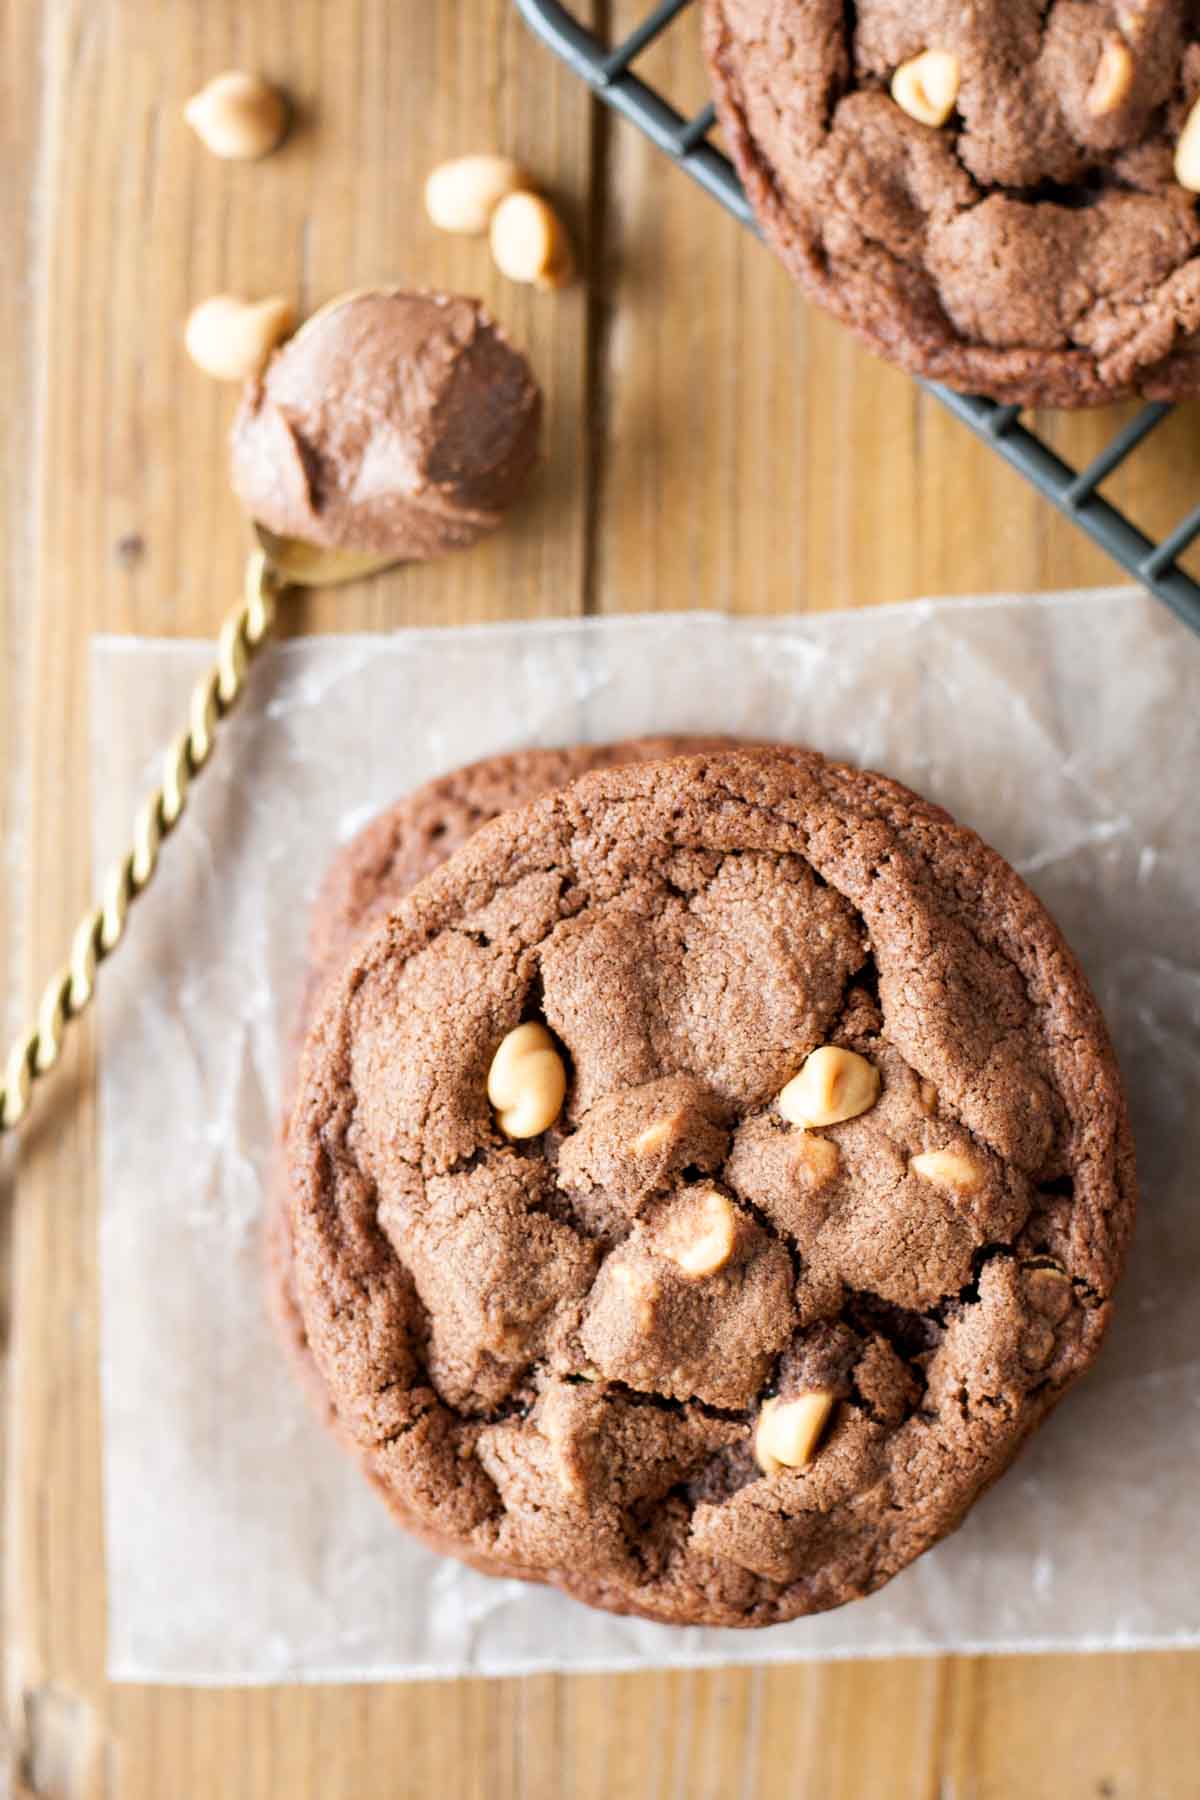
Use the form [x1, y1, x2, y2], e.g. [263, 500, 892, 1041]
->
[94, 594, 1200, 1682]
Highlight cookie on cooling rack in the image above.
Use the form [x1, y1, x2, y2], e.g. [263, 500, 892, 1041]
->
[704, 0, 1200, 407]
[280, 745, 1135, 1627]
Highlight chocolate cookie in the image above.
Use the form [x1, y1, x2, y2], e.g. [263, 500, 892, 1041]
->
[705, 0, 1200, 406]
[283, 748, 1135, 1627]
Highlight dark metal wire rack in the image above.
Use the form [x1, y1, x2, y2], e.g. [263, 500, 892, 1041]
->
[517, 0, 1200, 638]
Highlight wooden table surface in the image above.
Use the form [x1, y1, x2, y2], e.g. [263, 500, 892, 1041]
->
[3, 1, 1199, 1794]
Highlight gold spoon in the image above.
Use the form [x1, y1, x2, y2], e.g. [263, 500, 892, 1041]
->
[0, 531, 396, 1132]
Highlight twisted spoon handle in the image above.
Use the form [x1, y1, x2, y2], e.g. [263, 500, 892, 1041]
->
[0, 553, 280, 1133]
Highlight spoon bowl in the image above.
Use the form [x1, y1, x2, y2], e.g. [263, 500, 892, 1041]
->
[253, 522, 399, 588]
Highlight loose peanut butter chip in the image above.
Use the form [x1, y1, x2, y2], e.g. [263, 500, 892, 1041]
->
[891, 50, 960, 128]
[754, 1392, 836, 1476]
[778, 1046, 880, 1129]
[486, 1022, 567, 1139]
[490, 192, 575, 289]
[655, 1188, 738, 1279]
[909, 1147, 986, 1195]
[184, 294, 295, 382]
[184, 71, 288, 161]
[424, 154, 526, 235]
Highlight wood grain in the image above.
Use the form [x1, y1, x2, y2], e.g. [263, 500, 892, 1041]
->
[1, 0, 43, 1778]
[3, 0, 1199, 1795]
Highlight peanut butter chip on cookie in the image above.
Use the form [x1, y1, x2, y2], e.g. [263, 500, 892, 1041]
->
[487, 1022, 567, 1138]
[790, 1130, 841, 1188]
[652, 1186, 738, 1278]
[611, 1261, 660, 1328]
[910, 1148, 986, 1196]
[1175, 96, 1200, 192]
[754, 1392, 836, 1475]
[778, 1046, 879, 1129]
[891, 50, 960, 128]
[1087, 39, 1134, 117]
[632, 1115, 678, 1156]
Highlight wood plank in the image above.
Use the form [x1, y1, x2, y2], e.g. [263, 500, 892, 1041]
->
[5, 0, 592, 1790]
[0, 33, 46, 1789]
[5, 0, 1200, 1794]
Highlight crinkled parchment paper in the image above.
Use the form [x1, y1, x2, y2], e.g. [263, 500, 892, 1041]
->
[94, 592, 1200, 1683]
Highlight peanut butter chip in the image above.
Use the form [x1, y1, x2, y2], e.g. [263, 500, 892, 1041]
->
[184, 70, 288, 160]
[631, 1115, 677, 1156]
[754, 1392, 836, 1476]
[184, 294, 295, 382]
[891, 50, 960, 128]
[425, 154, 526, 235]
[654, 1187, 738, 1278]
[486, 1022, 567, 1138]
[778, 1046, 880, 1129]
[611, 1261, 660, 1327]
[1087, 39, 1134, 116]
[490, 192, 575, 289]
[790, 1131, 841, 1189]
[909, 1147, 986, 1195]
[1175, 96, 1200, 192]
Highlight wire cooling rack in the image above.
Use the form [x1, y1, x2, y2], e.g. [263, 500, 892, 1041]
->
[518, 0, 1200, 638]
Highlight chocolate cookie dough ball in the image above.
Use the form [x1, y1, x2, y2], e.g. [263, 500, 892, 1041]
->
[705, 0, 1200, 406]
[231, 290, 541, 560]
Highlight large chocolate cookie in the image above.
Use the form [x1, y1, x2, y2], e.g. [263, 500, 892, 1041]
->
[705, 0, 1200, 406]
[283, 748, 1135, 1627]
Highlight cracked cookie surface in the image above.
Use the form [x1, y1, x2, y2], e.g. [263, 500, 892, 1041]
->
[704, 0, 1200, 406]
[283, 748, 1135, 1627]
